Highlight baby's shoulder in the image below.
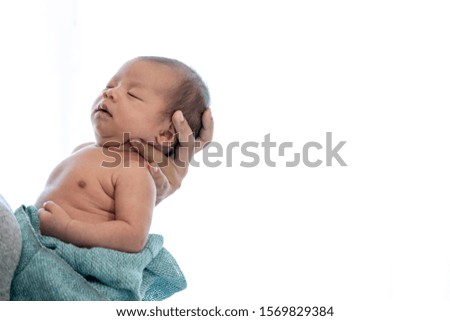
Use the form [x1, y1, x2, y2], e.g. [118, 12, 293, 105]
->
[90, 148, 146, 172]
[72, 142, 95, 153]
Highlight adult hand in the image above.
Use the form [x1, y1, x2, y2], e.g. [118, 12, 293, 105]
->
[130, 108, 214, 205]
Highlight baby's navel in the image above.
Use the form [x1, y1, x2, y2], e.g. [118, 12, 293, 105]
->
[78, 180, 87, 188]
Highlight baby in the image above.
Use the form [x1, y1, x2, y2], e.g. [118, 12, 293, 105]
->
[35, 56, 209, 253]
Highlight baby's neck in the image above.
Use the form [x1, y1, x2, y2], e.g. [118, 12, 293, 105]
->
[95, 141, 134, 153]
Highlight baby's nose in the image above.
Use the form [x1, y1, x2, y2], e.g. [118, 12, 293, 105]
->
[103, 88, 116, 100]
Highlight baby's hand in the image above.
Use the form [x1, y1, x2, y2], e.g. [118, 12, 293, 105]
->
[38, 201, 72, 241]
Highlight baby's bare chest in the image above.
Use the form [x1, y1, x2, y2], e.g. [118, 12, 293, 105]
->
[46, 147, 122, 199]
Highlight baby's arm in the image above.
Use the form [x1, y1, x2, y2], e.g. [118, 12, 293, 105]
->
[39, 163, 156, 253]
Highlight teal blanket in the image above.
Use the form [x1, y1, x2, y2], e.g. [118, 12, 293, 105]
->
[11, 205, 186, 301]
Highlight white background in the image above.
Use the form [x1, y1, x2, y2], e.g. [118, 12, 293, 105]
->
[1, 1, 449, 320]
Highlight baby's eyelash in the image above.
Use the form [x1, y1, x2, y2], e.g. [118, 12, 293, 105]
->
[128, 92, 142, 100]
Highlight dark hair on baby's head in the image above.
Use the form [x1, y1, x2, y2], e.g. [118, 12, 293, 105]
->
[138, 56, 210, 139]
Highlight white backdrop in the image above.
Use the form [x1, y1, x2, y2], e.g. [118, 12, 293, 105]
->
[1, 1, 450, 320]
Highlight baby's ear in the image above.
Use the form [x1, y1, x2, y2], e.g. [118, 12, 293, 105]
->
[156, 123, 176, 147]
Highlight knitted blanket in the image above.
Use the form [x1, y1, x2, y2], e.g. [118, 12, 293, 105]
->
[11, 205, 186, 300]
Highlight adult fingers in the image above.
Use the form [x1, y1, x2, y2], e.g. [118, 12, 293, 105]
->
[172, 111, 195, 166]
[148, 163, 171, 190]
[195, 108, 214, 153]
[129, 139, 185, 182]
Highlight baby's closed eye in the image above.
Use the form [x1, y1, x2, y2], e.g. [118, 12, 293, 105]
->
[128, 92, 142, 101]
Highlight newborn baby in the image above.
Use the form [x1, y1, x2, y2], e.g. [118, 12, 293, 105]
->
[35, 56, 209, 253]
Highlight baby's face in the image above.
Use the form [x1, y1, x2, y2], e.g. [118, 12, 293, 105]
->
[91, 58, 178, 146]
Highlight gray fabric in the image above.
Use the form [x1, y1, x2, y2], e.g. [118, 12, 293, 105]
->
[0, 195, 22, 301]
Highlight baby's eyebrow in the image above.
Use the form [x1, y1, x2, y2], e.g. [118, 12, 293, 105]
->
[128, 80, 145, 89]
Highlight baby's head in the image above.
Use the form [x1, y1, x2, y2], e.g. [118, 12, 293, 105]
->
[91, 56, 209, 153]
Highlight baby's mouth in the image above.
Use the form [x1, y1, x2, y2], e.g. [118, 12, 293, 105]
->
[97, 103, 112, 117]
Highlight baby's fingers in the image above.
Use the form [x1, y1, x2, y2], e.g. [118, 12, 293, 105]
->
[43, 200, 61, 213]
[37, 208, 52, 233]
[37, 207, 50, 219]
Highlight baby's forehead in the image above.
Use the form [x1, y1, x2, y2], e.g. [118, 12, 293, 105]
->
[115, 59, 180, 91]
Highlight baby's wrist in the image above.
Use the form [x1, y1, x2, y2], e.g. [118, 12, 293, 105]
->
[62, 219, 73, 243]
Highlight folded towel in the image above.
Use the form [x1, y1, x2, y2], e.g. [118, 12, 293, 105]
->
[11, 205, 186, 301]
